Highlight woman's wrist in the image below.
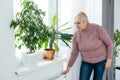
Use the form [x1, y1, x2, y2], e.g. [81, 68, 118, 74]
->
[105, 59, 112, 68]
[106, 59, 112, 62]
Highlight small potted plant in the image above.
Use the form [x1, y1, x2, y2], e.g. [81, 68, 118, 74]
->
[10, 0, 49, 67]
[44, 14, 73, 60]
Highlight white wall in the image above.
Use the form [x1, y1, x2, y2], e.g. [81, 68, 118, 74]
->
[0, 0, 17, 80]
[114, 0, 120, 30]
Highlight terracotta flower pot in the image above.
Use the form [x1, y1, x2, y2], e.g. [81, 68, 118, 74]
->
[44, 49, 55, 60]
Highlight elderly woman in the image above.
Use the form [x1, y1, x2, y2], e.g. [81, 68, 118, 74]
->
[62, 12, 113, 80]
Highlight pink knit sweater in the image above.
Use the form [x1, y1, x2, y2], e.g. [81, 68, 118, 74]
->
[68, 23, 113, 67]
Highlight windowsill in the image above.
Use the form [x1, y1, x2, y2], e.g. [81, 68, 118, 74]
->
[15, 57, 64, 76]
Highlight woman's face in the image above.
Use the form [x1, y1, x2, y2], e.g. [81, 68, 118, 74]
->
[74, 20, 87, 30]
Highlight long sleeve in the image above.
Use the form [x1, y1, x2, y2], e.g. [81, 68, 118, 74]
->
[98, 26, 113, 59]
[67, 33, 79, 68]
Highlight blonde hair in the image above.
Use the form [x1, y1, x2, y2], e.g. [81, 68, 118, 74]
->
[75, 12, 88, 23]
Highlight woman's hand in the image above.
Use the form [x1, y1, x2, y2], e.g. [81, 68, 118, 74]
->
[105, 59, 112, 69]
[62, 66, 71, 75]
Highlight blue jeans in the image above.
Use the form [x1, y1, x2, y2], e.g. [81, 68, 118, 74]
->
[80, 60, 106, 80]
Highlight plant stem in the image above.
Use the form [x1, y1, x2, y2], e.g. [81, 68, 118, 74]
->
[49, 35, 55, 49]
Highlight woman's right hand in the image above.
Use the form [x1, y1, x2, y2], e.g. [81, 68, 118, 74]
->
[62, 66, 71, 75]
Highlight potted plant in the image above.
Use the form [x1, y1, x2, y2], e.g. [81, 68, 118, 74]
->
[10, 0, 49, 67]
[114, 29, 120, 76]
[44, 14, 73, 60]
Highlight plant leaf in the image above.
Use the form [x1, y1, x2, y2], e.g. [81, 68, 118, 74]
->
[52, 14, 57, 25]
[44, 41, 48, 49]
[61, 39, 71, 48]
[59, 27, 72, 32]
[54, 42, 59, 52]
[60, 33, 73, 41]
[58, 22, 69, 29]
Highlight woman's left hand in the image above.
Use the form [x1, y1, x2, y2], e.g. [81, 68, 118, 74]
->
[105, 59, 112, 69]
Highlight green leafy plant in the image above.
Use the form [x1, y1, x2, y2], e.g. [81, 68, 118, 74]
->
[113, 29, 120, 78]
[44, 14, 73, 52]
[10, 0, 49, 53]
[114, 29, 120, 57]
